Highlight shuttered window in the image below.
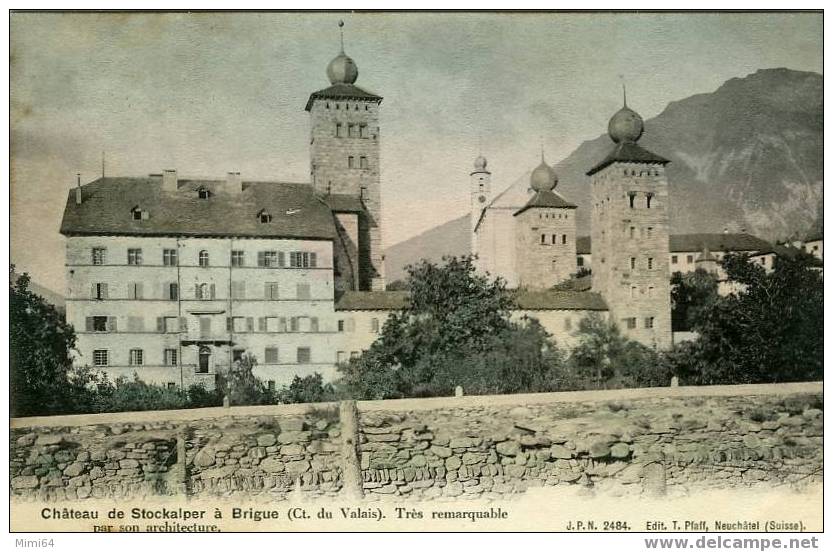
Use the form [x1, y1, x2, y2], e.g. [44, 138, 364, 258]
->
[91, 283, 108, 300]
[264, 347, 279, 364]
[296, 347, 311, 364]
[127, 282, 143, 300]
[164, 349, 177, 366]
[264, 282, 279, 299]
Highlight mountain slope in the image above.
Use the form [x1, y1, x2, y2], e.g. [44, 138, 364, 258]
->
[384, 68, 822, 278]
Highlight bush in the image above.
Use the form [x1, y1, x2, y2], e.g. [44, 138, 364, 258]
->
[274, 373, 340, 404]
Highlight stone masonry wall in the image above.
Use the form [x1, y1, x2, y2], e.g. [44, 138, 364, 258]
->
[10, 383, 823, 502]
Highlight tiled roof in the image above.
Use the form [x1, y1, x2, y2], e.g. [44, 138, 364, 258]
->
[305, 83, 383, 111]
[513, 289, 608, 311]
[514, 190, 577, 216]
[586, 142, 670, 176]
[334, 289, 607, 312]
[323, 193, 366, 213]
[335, 291, 409, 311]
[60, 177, 338, 240]
[576, 233, 773, 255]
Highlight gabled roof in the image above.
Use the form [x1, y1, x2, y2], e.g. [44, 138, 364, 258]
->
[323, 193, 366, 213]
[514, 190, 577, 216]
[305, 83, 383, 111]
[586, 142, 669, 176]
[513, 289, 608, 311]
[576, 233, 773, 255]
[60, 177, 338, 241]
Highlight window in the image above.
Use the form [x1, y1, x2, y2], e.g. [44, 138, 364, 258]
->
[348, 156, 355, 168]
[338, 320, 345, 332]
[551, 259, 558, 271]
[686, 255, 694, 264]
[350, 351, 361, 360]
[348, 123, 356, 137]
[265, 317, 279, 333]
[199, 317, 211, 337]
[630, 257, 636, 270]
[163, 249, 178, 266]
[167, 383, 177, 390]
[289, 251, 317, 268]
[644, 317, 655, 329]
[264, 282, 279, 299]
[623, 317, 637, 330]
[630, 285, 637, 298]
[195, 283, 215, 300]
[540, 234, 546, 245]
[198, 187, 210, 199]
[646, 193, 653, 209]
[628, 193, 636, 209]
[360, 124, 368, 138]
[371, 318, 380, 334]
[231, 250, 245, 267]
[337, 351, 347, 364]
[198, 250, 209, 267]
[360, 156, 368, 169]
[93, 350, 109, 366]
[92, 247, 107, 265]
[296, 283, 311, 300]
[577, 256, 584, 267]
[760, 257, 766, 266]
[163, 316, 178, 333]
[647, 257, 654, 269]
[258, 211, 272, 224]
[648, 286, 655, 297]
[335, 123, 343, 137]
[164, 349, 177, 366]
[297, 347, 311, 364]
[231, 281, 246, 299]
[129, 349, 144, 366]
[562, 234, 567, 245]
[265, 347, 279, 364]
[671, 255, 678, 264]
[258, 250, 282, 267]
[166, 283, 179, 301]
[92, 282, 108, 300]
[127, 282, 143, 300]
[647, 227, 653, 237]
[127, 248, 142, 265]
[267, 380, 276, 392]
[92, 316, 108, 332]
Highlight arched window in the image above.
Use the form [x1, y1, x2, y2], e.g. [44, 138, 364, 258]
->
[258, 210, 272, 223]
[199, 250, 209, 267]
[197, 187, 210, 199]
[646, 193, 654, 209]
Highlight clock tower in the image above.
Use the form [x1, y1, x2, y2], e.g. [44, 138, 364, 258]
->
[470, 155, 491, 257]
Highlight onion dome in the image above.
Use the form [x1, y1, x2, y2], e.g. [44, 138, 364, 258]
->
[530, 154, 558, 192]
[473, 155, 488, 171]
[608, 105, 644, 144]
[326, 51, 359, 84]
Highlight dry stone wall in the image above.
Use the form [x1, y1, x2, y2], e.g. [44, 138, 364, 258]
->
[10, 384, 823, 502]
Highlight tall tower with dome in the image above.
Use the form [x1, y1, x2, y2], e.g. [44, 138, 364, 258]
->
[470, 155, 492, 257]
[587, 92, 672, 349]
[307, 22, 385, 291]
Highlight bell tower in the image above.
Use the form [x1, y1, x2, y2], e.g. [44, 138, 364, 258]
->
[470, 155, 491, 256]
[588, 90, 672, 349]
[306, 21, 385, 291]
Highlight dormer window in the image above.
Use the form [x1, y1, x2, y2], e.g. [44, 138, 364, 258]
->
[197, 187, 210, 199]
[258, 209, 272, 224]
[131, 206, 149, 220]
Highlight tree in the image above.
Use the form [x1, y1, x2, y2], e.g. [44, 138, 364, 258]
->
[10, 267, 90, 416]
[670, 268, 719, 331]
[569, 313, 669, 389]
[339, 255, 551, 399]
[215, 353, 272, 406]
[275, 373, 339, 404]
[674, 252, 823, 384]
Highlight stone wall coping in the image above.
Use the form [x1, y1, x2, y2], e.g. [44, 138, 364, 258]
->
[10, 381, 822, 429]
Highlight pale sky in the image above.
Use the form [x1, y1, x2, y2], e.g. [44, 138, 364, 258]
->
[10, 12, 822, 292]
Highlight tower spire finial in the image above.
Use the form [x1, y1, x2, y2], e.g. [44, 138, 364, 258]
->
[619, 74, 627, 107]
[338, 20, 345, 53]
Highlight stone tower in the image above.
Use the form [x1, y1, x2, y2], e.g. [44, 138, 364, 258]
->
[306, 23, 385, 291]
[470, 155, 491, 257]
[588, 95, 672, 349]
[514, 154, 577, 288]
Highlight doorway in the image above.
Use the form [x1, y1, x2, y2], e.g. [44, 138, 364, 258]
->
[198, 346, 211, 374]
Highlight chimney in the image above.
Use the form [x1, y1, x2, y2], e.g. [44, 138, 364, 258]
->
[75, 173, 82, 205]
[162, 169, 178, 193]
[225, 171, 242, 195]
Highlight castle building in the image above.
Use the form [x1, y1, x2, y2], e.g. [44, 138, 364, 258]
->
[587, 98, 672, 349]
[472, 154, 577, 288]
[60, 36, 386, 389]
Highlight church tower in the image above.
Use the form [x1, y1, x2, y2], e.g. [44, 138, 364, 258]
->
[306, 22, 385, 291]
[470, 155, 491, 257]
[588, 93, 672, 349]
